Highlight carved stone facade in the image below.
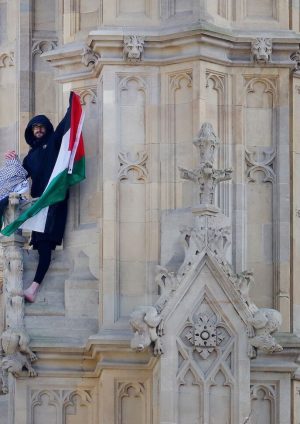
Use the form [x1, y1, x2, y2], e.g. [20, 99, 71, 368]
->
[0, 1, 300, 423]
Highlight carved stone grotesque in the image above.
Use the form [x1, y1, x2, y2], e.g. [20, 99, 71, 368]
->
[81, 46, 100, 67]
[290, 50, 300, 71]
[248, 307, 283, 354]
[251, 38, 272, 63]
[155, 266, 178, 313]
[234, 271, 255, 309]
[179, 123, 232, 207]
[123, 35, 145, 63]
[0, 194, 37, 395]
[0, 328, 37, 393]
[129, 306, 163, 356]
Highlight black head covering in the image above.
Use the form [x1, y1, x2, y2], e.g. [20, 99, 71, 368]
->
[24, 115, 54, 147]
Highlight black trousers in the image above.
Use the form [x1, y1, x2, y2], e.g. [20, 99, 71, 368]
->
[34, 241, 53, 284]
[0, 196, 8, 226]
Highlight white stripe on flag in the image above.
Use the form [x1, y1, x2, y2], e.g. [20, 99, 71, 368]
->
[46, 129, 72, 189]
[20, 206, 49, 232]
[20, 130, 71, 233]
[68, 111, 84, 174]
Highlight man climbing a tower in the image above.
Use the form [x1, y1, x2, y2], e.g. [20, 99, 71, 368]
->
[3, 92, 86, 302]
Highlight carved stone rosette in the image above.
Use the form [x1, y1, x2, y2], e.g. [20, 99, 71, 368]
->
[0, 194, 37, 395]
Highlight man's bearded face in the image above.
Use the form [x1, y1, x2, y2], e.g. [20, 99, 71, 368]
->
[32, 124, 46, 139]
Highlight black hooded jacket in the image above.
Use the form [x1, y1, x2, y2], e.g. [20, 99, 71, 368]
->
[22, 113, 69, 248]
[23, 114, 67, 198]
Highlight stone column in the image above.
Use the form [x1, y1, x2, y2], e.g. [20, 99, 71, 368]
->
[0, 194, 36, 395]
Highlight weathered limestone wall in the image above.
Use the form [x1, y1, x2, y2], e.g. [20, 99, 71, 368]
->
[0, 0, 300, 423]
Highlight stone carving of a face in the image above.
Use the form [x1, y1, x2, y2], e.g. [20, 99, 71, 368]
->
[123, 35, 145, 63]
[251, 38, 272, 63]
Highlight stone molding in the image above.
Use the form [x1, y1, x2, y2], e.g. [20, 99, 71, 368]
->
[29, 388, 94, 423]
[42, 26, 299, 82]
[41, 43, 101, 82]
[74, 87, 97, 105]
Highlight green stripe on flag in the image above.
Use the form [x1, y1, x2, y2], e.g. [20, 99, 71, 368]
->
[1, 157, 85, 236]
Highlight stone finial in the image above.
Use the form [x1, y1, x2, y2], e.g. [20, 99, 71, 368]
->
[179, 122, 232, 208]
[290, 50, 300, 71]
[193, 122, 219, 166]
[251, 38, 272, 63]
[123, 35, 145, 63]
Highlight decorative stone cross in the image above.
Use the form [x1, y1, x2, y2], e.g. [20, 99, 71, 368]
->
[179, 122, 232, 210]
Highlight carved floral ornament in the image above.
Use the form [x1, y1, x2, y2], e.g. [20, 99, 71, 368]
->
[0, 51, 14, 68]
[129, 122, 283, 359]
[245, 147, 276, 183]
[184, 312, 227, 359]
[118, 151, 148, 181]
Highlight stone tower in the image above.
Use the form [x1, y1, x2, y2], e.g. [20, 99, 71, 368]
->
[0, 1, 300, 423]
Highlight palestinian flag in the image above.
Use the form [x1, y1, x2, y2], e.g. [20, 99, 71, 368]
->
[1, 92, 85, 236]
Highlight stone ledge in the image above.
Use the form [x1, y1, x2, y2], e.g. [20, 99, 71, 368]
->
[25, 303, 65, 317]
[26, 332, 155, 377]
[42, 23, 300, 82]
